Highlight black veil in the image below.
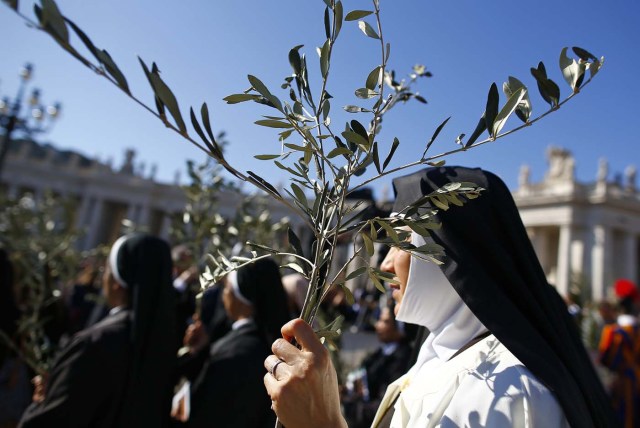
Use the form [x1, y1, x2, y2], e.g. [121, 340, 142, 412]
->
[111, 233, 177, 427]
[392, 166, 617, 428]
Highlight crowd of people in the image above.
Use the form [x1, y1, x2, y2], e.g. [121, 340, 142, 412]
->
[1, 165, 639, 427]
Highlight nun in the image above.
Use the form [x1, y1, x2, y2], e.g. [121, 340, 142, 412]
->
[263, 166, 618, 428]
[19, 233, 177, 427]
[188, 257, 290, 428]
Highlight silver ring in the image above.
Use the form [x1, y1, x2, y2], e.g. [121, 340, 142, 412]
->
[270, 359, 284, 378]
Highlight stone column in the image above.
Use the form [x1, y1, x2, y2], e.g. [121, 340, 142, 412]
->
[556, 224, 573, 297]
[159, 212, 171, 240]
[591, 225, 613, 301]
[138, 205, 151, 227]
[570, 230, 586, 296]
[74, 196, 93, 249]
[125, 203, 139, 224]
[530, 227, 551, 274]
[623, 232, 638, 283]
[84, 197, 104, 250]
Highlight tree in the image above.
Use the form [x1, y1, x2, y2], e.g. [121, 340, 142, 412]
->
[0, 191, 93, 374]
[169, 137, 291, 282]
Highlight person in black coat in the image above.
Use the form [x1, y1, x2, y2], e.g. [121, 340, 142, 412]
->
[19, 233, 177, 428]
[343, 304, 412, 428]
[188, 257, 290, 428]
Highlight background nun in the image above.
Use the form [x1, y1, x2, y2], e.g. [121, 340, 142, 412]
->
[264, 166, 618, 428]
[187, 257, 290, 428]
[19, 233, 177, 427]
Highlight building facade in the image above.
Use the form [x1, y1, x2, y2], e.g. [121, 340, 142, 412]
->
[0, 139, 299, 251]
[514, 146, 640, 302]
[2, 139, 638, 302]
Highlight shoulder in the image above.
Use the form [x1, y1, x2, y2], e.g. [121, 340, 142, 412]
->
[393, 337, 569, 427]
[210, 323, 268, 357]
[66, 311, 131, 358]
[450, 337, 568, 426]
[465, 336, 552, 393]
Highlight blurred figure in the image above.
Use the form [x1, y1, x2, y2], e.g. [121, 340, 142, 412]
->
[173, 280, 231, 399]
[599, 279, 640, 428]
[171, 245, 199, 349]
[186, 258, 290, 428]
[282, 273, 309, 318]
[18, 233, 177, 427]
[565, 293, 582, 324]
[343, 304, 412, 428]
[64, 258, 103, 336]
[0, 248, 31, 428]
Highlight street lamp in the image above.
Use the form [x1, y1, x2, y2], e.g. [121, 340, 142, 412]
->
[0, 63, 62, 181]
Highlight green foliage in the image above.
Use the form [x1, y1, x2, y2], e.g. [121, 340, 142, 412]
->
[168, 142, 290, 290]
[0, 191, 88, 373]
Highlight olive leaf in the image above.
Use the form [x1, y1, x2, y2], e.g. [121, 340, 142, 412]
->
[383, 137, 400, 170]
[484, 83, 499, 139]
[287, 226, 304, 257]
[423, 116, 451, 157]
[223, 94, 261, 104]
[40, 0, 69, 44]
[358, 20, 380, 39]
[530, 62, 560, 107]
[559, 47, 587, 92]
[366, 66, 382, 90]
[503, 76, 531, 122]
[491, 87, 526, 138]
[149, 72, 186, 134]
[345, 10, 373, 21]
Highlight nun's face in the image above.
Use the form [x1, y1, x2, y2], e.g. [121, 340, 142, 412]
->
[380, 247, 411, 315]
[222, 275, 245, 320]
[222, 276, 235, 316]
[102, 262, 118, 308]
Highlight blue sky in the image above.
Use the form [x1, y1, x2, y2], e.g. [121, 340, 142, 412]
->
[1, 0, 639, 199]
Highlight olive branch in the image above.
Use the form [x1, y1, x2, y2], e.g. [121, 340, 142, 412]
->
[4, 0, 604, 341]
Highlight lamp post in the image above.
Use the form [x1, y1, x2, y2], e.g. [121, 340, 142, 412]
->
[0, 63, 62, 181]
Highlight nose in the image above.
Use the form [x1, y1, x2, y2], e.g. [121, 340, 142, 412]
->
[380, 247, 397, 273]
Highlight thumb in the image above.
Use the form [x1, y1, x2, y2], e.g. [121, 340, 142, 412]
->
[281, 318, 324, 353]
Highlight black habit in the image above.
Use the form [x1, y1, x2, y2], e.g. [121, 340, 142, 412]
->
[392, 166, 618, 428]
[188, 320, 274, 428]
[18, 310, 132, 427]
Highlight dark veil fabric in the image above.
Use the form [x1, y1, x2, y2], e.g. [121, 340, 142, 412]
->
[392, 166, 618, 428]
[111, 233, 177, 427]
[236, 257, 290, 344]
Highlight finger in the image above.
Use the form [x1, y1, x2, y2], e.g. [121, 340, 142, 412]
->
[281, 318, 325, 353]
[264, 355, 281, 373]
[271, 339, 300, 363]
[263, 372, 279, 399]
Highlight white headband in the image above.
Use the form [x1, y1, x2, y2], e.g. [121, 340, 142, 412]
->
[108, 235, 130, 288]
[228, 270, 253, 306]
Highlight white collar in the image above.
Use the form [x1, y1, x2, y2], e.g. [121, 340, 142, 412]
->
[617, 314, 637, 327]
[381, 342, 399, 356]
[109, 305, 126, 316]
[231, 318, 253, 330]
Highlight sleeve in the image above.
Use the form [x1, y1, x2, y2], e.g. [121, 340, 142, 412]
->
[598, 324, 623, 371]
[18, 330, 120, 427]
